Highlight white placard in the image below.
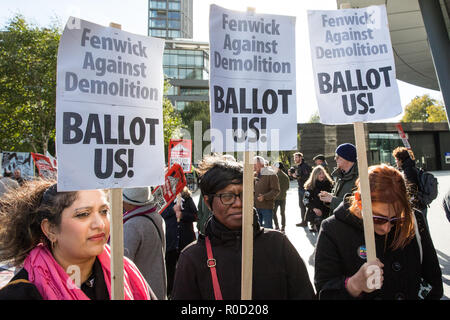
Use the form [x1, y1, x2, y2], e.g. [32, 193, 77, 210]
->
[56, 17, 165, 191]
[209, 5, 297, 152]
[308, 5, 402, 124]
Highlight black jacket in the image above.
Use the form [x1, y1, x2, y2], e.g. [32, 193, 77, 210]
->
[171, 212, 316, 300]
[294, 162, 312, 190]
[314, 196, 443, 300]
[161, 196, 198, 252]
[304, 179, 333, 221]
[0, 258, 109, 300]
[400, 158, 425, 210]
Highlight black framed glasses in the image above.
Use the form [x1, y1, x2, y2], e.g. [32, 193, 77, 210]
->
[212, 193, 243, 205]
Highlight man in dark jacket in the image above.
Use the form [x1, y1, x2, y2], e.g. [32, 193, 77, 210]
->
[288, 152, 312, 227]
[319, 143, 358, 213]
[171, 155, 315, 300]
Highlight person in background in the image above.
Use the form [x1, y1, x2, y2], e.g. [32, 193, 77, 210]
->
[313, 154, 330, 175]
[161, 186, 197, 298]
[303, 165, 333, 233]
[171, 155, 315, 300]
[13, 169, 24, 186]
[253, 156, 280, 229]
[443, 188, 450, 223]
[272, 162, 290, 232]
[288, 152, 312, 227]
[392, 147, 428, 222]
[319, 143, 358, 214]
[314, 164, 442, 300]
[122, 186, 167, 300]
[0, 179, 154, 300]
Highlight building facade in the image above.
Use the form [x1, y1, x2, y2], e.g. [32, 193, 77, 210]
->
[148, 0, 193, 39]
[298, 122, 450, 171]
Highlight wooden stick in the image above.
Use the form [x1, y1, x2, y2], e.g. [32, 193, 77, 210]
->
[241, 150, 254, 300]
[353, 122, 376, 262]
[109, 22, 124, 301]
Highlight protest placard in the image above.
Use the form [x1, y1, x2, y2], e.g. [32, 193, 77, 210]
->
[308, 5, 402, 263]
[31, 153, 57, 179]
[168, 139, 192, 173]
[395, 123, 412, 150]
[56, 17, 165, 191]
[308, 5, 402, 124]
[209, 5, 297, 152]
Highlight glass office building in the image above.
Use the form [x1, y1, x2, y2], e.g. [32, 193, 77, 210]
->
[148, 0, 193, 39]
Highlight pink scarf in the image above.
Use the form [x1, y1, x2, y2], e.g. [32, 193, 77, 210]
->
[23, 243, 155, 300]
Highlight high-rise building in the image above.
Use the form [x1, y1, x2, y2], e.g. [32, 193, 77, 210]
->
[148, 0, 209, 111]
[148, 0, 193, 39]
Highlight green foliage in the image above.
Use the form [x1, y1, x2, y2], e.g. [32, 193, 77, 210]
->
[401, 94, 447, 122]
[179, 100, 210, 164]
[308, 111, 321, 123]
[162, 81, 184, 159]
[0, 15, 60, 154]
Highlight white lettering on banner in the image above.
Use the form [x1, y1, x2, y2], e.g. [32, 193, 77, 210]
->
[307, 5, 402, 124]
[209, 5, 297, 152]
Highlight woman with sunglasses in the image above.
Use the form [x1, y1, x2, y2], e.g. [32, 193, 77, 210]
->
[0, 179, 155, 300]
[314, 164, 442, 300]
[171, 155, 315, 300]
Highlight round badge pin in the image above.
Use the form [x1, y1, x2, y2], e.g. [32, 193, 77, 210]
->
[357, 245, 367, 260]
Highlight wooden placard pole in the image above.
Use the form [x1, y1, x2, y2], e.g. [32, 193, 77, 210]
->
[241, 150, 254, 300]
[109, 22, 125, 301]
[239, 6, 257, 301]
[353, 122, 376, 262]
[339, 3, 376, 263]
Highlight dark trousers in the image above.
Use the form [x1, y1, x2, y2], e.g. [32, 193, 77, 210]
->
[273, 199, 286, 229]
[165, 249, 180, 298]
[298, 188, 306, 222]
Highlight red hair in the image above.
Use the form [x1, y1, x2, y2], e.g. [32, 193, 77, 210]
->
[349, 164, 415, 250]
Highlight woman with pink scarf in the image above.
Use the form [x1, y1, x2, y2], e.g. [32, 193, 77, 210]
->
[0, 179, 155, 300]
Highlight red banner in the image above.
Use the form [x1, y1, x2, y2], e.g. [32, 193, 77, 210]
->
[151, 163, 186, 214]
[31, 153, 57, 179]
[168, 139, 192, 173]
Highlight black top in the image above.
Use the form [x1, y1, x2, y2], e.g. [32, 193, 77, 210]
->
[314, 196, 443, 300]
[171, 212, 316, 300]
[0, 258, 109, 300]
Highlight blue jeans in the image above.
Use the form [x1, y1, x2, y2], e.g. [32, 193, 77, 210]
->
[257, 208, 273, 229]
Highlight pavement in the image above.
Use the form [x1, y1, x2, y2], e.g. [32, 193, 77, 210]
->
[1, 171, 449, 299]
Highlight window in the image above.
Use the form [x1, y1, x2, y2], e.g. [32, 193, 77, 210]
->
[168, 12, 180, 19]
[149, 19, 167, 28]
[168, 20, 180, 29]
[151, 29, 167, 38]
[149, 1, 166, 9]
[168, 2, 181, 10]
[168, 30, 180, 38]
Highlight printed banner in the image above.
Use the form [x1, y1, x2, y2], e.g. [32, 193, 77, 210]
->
[308, 5, 402, 124]
[151, 163, 186, 214]
[395, 123, 411, 149]
[1, 152, 34, 179]
[56, 17, 165, 191]
[168, 139, 192, 173]
[209, 5, 297, 152]
[31, 153, 57, 179]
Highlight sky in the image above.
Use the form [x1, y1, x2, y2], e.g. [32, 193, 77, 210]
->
[0, 0, 444, 123]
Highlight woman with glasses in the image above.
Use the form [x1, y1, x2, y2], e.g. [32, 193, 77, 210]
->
[314, 164, 442, 300]
[171, 155, 315, 300]
[0, 179, 154, 300]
